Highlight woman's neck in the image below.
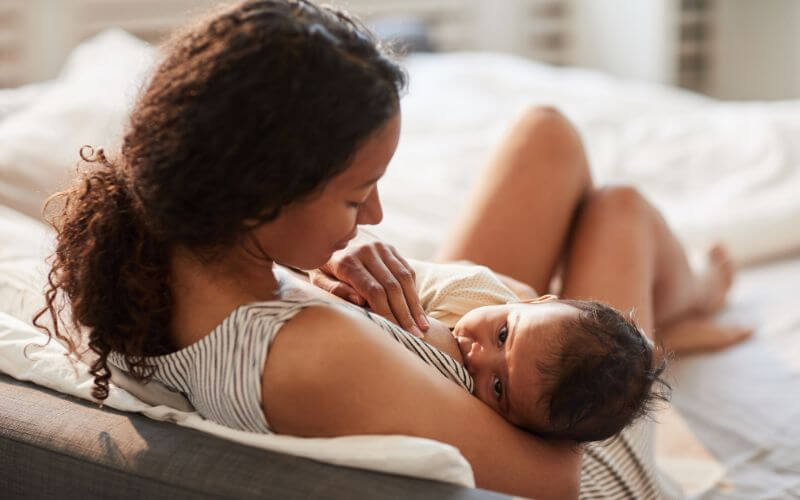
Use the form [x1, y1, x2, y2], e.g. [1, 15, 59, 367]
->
[176, 244, 280, 298]
[169, 245, 281, 348]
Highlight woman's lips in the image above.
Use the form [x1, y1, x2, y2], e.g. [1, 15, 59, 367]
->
[334, 229, 358, 250]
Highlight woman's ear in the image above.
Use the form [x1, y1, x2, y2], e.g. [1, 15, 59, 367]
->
[517, 294, 559, 304]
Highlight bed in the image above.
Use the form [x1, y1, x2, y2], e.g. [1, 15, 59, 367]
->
[1, 30, 798, 499]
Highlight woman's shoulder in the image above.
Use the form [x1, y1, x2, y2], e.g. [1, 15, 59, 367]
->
[259, 301, 403, 432]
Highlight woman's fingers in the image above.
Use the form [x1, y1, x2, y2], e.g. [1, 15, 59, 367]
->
[354, 245, 425, 337]
[307, 269, 366, 306]
[313, 234, 428, 337]
[339, 255, 401, 326]
[385, 246, 429, 332]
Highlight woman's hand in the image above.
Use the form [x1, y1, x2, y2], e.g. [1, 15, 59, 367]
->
[308, 231, 430, 336]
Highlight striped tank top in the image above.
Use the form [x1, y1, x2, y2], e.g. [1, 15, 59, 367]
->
[107, 298, 666, 498]
[107, 299, 473, 434]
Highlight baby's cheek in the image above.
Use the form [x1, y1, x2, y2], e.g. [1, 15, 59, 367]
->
[470, 383, 503, 416]
[510, 389, 548, 432]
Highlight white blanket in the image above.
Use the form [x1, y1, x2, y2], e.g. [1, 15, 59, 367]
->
[376, 54, 800, 265]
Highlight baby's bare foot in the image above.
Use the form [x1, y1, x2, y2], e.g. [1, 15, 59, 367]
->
[694, 244, 735, 315]
[659, 316, 752, 355]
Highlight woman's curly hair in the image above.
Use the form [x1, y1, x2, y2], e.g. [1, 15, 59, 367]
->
[33, 0, 407, 402]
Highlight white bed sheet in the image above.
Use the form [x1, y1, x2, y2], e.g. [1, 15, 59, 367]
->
[666, 256, 800, 499]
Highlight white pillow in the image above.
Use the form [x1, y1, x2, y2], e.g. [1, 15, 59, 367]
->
[0, 81, 52, 122]
[0, 205, 52, 323]
[0, 204, 90, 360]
[0, 30, 154, 220]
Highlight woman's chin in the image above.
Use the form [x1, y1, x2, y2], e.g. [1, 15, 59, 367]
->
[278, 252, 333, 272]
[333, 236, 352, 251]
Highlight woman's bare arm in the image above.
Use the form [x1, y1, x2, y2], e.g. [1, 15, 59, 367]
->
[261, 304, 581, 499]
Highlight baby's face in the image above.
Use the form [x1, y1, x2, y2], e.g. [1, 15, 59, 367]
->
[453, 300, 580, 431]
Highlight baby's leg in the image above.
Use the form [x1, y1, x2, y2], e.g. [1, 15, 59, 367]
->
[436, 106, 592, 294]
[560, 186, 750, 353]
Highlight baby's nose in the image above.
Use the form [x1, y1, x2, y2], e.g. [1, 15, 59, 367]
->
[463, 341, 485, 374]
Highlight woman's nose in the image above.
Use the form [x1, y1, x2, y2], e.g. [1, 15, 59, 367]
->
[356, 187, 383, 225]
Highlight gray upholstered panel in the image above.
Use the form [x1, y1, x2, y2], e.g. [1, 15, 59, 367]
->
[0, 374, 508, 499]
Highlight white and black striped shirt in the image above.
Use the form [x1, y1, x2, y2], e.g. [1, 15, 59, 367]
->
[108, 299, 473, 433]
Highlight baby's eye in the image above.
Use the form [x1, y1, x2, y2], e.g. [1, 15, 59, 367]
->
[492, 375, 504, 399]
[498, 324, 508, 346]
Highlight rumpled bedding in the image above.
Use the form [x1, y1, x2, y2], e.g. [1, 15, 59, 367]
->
[375, 55, 800, 266]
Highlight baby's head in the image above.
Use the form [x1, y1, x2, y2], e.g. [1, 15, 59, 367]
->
[453, 296, 668, 443]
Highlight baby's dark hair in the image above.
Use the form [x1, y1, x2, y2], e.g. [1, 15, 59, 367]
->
[535, 299, 670, 443]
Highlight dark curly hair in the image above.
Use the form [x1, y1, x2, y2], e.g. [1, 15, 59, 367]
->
[534, 300, 671, 443]
[33, 0, 407, 402]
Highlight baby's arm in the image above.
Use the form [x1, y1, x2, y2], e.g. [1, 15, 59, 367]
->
[492, 271, 538, 300]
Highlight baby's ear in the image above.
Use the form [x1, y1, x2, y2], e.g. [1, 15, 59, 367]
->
[517, 294, 559, 304]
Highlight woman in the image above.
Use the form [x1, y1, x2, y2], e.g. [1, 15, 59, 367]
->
[35, 1, 746, 498]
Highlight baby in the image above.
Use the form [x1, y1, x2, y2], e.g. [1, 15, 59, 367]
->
[407, 258, 666, 443]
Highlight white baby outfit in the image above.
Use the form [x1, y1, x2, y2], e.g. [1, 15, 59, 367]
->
[409, 258, 521, 327]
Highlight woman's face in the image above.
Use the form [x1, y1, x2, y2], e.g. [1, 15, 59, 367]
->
[251, 113, 401, 270]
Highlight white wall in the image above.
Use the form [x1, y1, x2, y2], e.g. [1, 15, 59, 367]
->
[569, 0, 677, 85]
[711, 0, 800, 100]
